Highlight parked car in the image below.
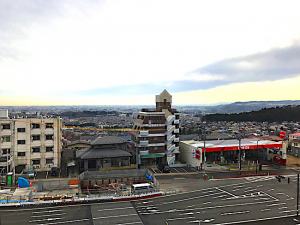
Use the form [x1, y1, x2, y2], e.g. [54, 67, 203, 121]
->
[158, 164, 170, 173]
[50, 167, 58, 177]
[27, 168, 35, 178]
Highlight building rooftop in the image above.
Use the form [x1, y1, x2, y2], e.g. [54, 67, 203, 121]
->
[90, 136, 128, 145]
[76, 147, 131, 160]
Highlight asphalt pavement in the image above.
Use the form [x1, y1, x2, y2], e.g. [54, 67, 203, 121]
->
[1, 169, 300, 225]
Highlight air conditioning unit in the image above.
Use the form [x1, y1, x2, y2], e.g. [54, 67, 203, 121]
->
[33, 165, 40, 169]
[47, 164, 52, 168]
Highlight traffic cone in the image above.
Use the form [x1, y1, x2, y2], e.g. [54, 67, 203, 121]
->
[33, 189, 35, 192]
[182, 188, 184, 193]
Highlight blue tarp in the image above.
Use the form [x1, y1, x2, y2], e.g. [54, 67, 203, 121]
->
[18, 177, 29, 188]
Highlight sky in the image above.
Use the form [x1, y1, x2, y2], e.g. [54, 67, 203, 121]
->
[1, 0, 300, 106]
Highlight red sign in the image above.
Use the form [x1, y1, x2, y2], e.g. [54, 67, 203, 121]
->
[204, 143, 283, 152]
[195, 149, 201, 160]
[280, 131, 285, 139]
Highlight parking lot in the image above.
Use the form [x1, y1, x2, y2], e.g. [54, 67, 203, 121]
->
[150, 166, 196, 174]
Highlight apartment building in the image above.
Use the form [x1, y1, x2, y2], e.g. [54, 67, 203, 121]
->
[0, 113, 62, 172]
[131, 90, 180, 166]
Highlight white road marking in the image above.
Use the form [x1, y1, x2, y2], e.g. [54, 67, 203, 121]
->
[267, 203, 286, 207]
[29, 217, 64, 223]
[179, 212, 194, 215]
[115, 222, 143, 225]
[174, 177, 186, 179]
[98, 206, 133, 211]
[182, 168, 188, 173]
[167, 216, 195, 221]
[31, 213, 66, 218]
[93, 214, 139, 220]
[37, 218, 90, 225]
[215, 214, 296, 225]
[221, 210, 249, 216]
[173, 168, 180, 173]
[215, 187, 237, 198]
[261, 209, 271, 212]
[32, 210, 62, 214]
[203, 201, 211, 205]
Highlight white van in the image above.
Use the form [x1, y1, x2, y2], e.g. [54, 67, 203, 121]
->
[131, 183, 154, 195]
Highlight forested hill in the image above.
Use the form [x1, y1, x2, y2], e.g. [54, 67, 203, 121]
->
[203, 105, 300, 122]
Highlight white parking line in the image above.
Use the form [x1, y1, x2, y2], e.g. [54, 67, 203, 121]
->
[221, 210, 249, 216]
[98, 206, 133, 211]
[215, 187, 237, 198]
[173, 168, 180, 173]
[182, 168, 188, 173]
[93, 214, 139, 220]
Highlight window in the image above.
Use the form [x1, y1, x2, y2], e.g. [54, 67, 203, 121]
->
[17, 128, 25, 132]
[80, 161, 84, 168]
[32, 123, 40, 129]
[17, 140, 25, 144]
[46, 147, 53, 152]
[2, 149, 10, 154]
[17, 152, 26, 157]
[2, 136, 11, 142]
[32, 160, 40, 165]
[46, 159, 53, 164]
[46, 123, 53, 129]
[88, 160, 96, 168]
[154, 147, 158, 150]
[2, 124, 10, 129]
[32, 135, 40, 141]
[46, 135, 53, 140]
[32, 147, 40, 153]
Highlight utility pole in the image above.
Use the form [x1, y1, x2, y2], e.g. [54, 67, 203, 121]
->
[203, 121, 206, 176]
[297, 173, 299, 217]
[239, 137, 241, 175]
[238, 122, 241, 175]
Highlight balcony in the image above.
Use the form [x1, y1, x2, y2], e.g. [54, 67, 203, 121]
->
[140, 150, 149, 156]
[166, 135, 175, 145]
[174, 120, 179, 125]
[165, 115, 175, 126]
[174, 137, 179, 142]
[167, 144, 175, 154]
[174, 129, 179, 134]
[139, 140, 149, 146]
[140, 131, 149, 136]
[174, 147, 180, 153]
[166, 125, 175, 135]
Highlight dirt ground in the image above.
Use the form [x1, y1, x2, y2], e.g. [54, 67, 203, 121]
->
[286, 155, 300, 167]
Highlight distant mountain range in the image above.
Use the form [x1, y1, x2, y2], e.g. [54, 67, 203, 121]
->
[177, 100, 300, 114]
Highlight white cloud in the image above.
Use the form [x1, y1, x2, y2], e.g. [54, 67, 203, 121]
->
[1, 0, 300, 102]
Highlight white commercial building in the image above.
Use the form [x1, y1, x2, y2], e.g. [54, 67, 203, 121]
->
[0, 114, 62, 172]
[180, 138, 286, 169]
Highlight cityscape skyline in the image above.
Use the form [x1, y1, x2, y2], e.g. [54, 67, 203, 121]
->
[1, 0, 300, 106]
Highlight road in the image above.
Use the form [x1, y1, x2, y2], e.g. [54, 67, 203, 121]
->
[1, 174, 300, 224]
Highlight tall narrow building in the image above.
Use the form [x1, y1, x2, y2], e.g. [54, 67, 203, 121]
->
[131, 90, 180, 167]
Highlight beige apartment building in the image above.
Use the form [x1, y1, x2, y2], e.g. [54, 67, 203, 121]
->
[0, 114, 62, 172]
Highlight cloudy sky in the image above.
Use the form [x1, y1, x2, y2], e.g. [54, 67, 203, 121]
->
[1, 0, 300, 106]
